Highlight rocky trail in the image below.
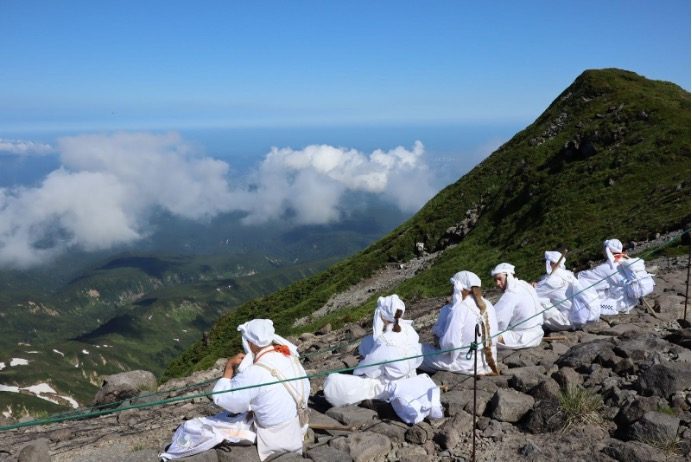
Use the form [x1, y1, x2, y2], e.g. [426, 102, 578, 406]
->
[1, 253, 690, 462]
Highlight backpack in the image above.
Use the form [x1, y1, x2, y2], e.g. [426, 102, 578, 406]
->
[618, 258, 655, 300]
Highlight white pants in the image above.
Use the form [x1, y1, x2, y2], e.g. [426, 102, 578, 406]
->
[323, 373, 388, 407]
[497, 326, 544, 349]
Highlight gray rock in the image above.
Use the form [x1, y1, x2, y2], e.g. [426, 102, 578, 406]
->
[172, 450, 219, 462]
[518, 440, 541, 458]
[625, 411, 680, 444]
[549, 342, 569, 355]
[433, 418, 462, 450]
[523, 399, 563, 434]
[271, 453, 307, 462]
[529, 378, 561, 401]
[47, 428, 73, 443]
[123, 449, 162, 462]
[637, 362, 691, 399]
[317, 324, 332, 335]
[347, 325, 367, 340]
[93, 370, 157, 406]
[508, 366, 547, 393]
[397, 446, 431, 462]
[17, 439, 50, 462]
[404, 423, 430, 444]
[368, 421, 407, 442]
[557, 340, 614, 371]
[216, 444, 262, 462]
[615, 395, 663, 426]
[488, 389, 535, 423]
[440, 389, 493, 417]
[613, 335, 684, 362]
[325, 406, 378, 427]
[343, 432, 391, 462]
[306, 445, 352, 462]
[551, 367, 583, 389]
[602, 439, 666, 462]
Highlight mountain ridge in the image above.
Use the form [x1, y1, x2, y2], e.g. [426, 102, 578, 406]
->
[163, 68, 690, 379]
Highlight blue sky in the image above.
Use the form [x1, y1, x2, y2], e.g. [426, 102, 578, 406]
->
[0, 0, 689, 133]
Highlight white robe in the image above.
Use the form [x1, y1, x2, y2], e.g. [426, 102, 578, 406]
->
[536, 268, 590, 330]
[577, 261, 637, 315]
[212, 347, 310, 461]
[324, 321, 423, 407]
[494, 279, 544, 349]
[420, 296, 499, 375]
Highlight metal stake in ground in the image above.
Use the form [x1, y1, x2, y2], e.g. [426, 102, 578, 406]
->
[472, 323, 481, 462]
[685, 253, 690, 321]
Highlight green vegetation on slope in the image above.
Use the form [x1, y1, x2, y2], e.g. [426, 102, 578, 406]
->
[164, 68, 690, 380]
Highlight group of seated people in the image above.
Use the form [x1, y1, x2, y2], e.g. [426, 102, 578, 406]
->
[161, 238, 655, 461]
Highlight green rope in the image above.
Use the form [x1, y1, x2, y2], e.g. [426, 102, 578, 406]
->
[0, 233, 683, 433]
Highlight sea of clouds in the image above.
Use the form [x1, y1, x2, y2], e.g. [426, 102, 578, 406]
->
[0, 132, 436, 267]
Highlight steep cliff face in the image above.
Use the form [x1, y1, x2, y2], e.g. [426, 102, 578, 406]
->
[165, 68, 690, 380]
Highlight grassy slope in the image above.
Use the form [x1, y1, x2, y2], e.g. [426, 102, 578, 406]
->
[163, 68, 690, 380]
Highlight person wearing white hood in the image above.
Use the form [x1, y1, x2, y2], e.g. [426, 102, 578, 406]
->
[211, 319, 310, 461]
[491, 263, 544, 349]
[323, 295, 443, 425]
[535, 251, 601, 330]
[419, 271, 500, 375]
[577, 239, 654, 315]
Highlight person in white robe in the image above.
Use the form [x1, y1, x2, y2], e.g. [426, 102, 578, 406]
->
[491, 262, 544, 349]
[535, 251, 600, 330]
[324, 295, 442, 424]
[210, 319, 310, 461]
[577, 239, 652, 315]
[420, 271, 500, 375]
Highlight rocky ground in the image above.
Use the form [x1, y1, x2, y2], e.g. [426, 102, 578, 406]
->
[1, 253, 690, 462]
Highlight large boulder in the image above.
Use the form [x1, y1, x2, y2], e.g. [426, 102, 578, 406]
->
[602, 439, 667, 462]
[636, 362, 690, 399]
[623, 411, 680, 444]
[556, 340, 615, 372]
[487, 388, 535, 423]
[93, 370, 157, 406]
[17, 438, 51, 462]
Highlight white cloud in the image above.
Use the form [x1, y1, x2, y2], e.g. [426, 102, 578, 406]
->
[236, 141, 435, 225]
[0, 132, 436, 267]
[0, 138, 54, 156]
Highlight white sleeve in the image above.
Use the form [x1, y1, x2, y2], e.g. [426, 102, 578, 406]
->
[212, 369, 261, 414]
[354, 342, 389, 378]
[438, 307, 465, 363]
[493, 293, 515, 331]
[577, 263, 611, 291]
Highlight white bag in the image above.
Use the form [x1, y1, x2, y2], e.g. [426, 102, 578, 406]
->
[619, 258, 655, 300]
[568, 279, 601, 325]
[159, 412, 255, 461]
[388, 374, 444, 425]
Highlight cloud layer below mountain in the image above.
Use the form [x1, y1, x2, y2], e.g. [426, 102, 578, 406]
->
[0, 132, 435, 267]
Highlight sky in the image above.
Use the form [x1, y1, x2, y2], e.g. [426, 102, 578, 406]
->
[0, 0, 689, 268]
[0, 0, 689, 132]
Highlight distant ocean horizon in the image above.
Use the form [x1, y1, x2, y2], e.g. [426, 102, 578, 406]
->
[1, 122, 523, 189]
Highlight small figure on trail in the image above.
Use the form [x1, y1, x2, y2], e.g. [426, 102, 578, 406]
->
[491, 262, 544, 349]
[536, 251, 600, 330]
[420, 271, 500, 375]
[324, 295, 442, 424]
[577, 239, 655, 315]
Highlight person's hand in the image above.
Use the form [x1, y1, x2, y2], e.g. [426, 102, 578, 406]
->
[222, 352, 245, 378]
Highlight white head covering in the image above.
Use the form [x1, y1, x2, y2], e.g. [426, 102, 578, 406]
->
[449, 271, 481, 304]
[544, 251, 566, 274]
[491, 262, 516, 291]
[604, 239, 624, 268]
[236, 319, 299, 372]
[373, 294, 405, 340]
